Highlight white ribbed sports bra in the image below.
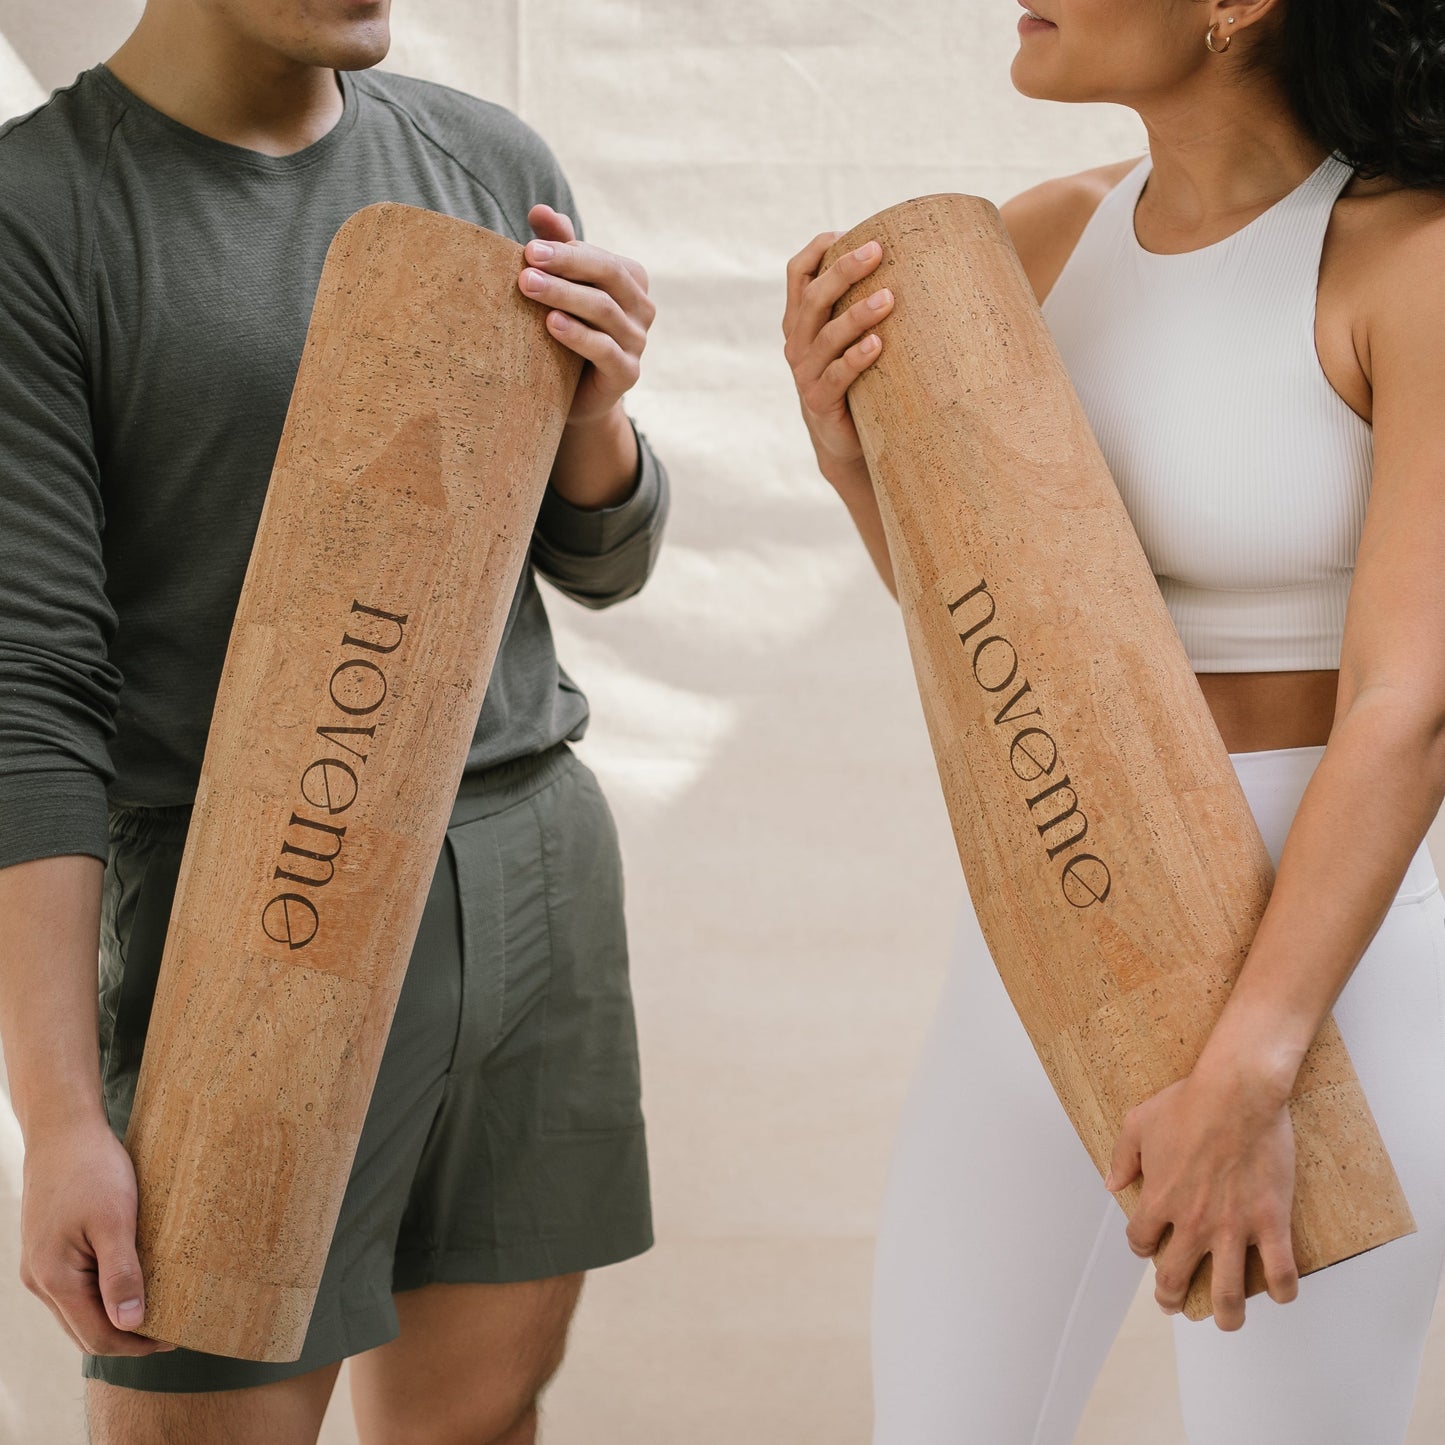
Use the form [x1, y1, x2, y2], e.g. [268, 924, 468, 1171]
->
[1042, 154, 1372, 672]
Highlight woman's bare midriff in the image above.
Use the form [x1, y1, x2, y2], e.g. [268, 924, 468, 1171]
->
[1197, 670, 1339, 754]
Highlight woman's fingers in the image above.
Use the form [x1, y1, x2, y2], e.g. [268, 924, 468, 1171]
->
[787, 242, 886, 364]
[1106, 1107, 1145, 1195]
[1256, 1224, 1301, 1306]
[783, 231, 844, 336]
[795, 290, 895, 388]
[1208, 1239, 1249, 1331]
[806, 334, 885, 416]
[1151, 1225, 1205, 1316]
[1125, 1201, 1169, 1260]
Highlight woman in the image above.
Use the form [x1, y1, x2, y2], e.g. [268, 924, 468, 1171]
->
[783, 2, 1445, 1441]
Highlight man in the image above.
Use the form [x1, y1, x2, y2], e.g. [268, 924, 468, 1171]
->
[0, 0, 667, 1439]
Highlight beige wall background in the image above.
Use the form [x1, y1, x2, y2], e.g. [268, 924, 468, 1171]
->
[1, 3, 1442, 1441]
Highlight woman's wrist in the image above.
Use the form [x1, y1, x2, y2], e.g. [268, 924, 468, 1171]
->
[819, 452, 874, 505]
[1192, 1009, 1310, 1111]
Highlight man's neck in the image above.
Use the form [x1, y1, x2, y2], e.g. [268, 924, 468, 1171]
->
[107, 7, 346, 158]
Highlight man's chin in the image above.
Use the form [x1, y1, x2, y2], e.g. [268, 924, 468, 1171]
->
[294, 21, 391, 72]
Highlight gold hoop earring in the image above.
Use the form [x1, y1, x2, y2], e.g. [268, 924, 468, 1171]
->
[1205, 19, 1234, 53]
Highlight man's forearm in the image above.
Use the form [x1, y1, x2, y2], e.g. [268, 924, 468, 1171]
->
[548, 403, 640, 510]
[0, 854, 107, 1142]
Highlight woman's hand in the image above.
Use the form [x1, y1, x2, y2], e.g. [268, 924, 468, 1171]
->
[518, 203, 654, 429]
[20, 1116, 176, 1356]
[782, 232, 895, 478]
[1106, 1064, 1300, 1330]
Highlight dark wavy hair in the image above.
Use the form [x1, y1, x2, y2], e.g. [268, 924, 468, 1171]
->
[1259, 0, 1445, 188]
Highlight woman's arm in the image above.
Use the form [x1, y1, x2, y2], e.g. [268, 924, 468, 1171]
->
[782, 231, 899, 593]
[1109, 197, 1445, 1329]
[781, 162, 1135, 591]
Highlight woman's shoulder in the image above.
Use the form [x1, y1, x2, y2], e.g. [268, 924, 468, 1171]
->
[1319, 176, 1445, 406]
[1331, 175, 1445, 272]
[1000, 158, 1142, 303]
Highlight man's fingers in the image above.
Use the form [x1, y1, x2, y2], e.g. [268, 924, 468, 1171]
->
[30, 1287, 85, 1352]
[527, 203, 577, 245]
[37, 1271, 170, 1357]
[521, 240, 652, 322]
[518, 267, 645, 350]
[89, 1214, 147, 1333]
[544, 312, 639, 391]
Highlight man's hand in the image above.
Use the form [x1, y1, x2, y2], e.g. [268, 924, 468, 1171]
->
[518, 203, 654, 429]
[19, 1116, 174, 1356]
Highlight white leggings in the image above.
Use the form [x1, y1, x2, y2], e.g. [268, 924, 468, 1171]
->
[873, 746, 1445, 1445]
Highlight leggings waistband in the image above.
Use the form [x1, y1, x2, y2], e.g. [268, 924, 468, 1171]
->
[1228, 743, 1440, 906]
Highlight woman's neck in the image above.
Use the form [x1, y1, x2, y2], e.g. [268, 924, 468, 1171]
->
[1131, 78, 1329, 249]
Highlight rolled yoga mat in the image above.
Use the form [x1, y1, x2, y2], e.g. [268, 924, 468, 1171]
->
[823, 196, 1414, 1322]
[124, 202, 583, 1361]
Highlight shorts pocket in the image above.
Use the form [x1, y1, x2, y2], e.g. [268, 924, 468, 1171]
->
[533, 763, 644, 1136]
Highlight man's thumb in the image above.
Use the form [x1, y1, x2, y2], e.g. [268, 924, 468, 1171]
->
[94, 1222, 147, 1331]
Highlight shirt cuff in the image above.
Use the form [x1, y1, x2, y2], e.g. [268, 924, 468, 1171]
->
[0, 769, 111, 870]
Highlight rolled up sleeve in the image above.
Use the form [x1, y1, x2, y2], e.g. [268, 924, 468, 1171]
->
[530, 420, 670, 609]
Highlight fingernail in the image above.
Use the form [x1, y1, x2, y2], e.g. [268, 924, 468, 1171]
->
[117, 1298, 143, 1328]
[861, 335, 880, 353]
[528, 241, 555, 261]
[522, 269, 545, 292]
[868, 289, 892, 311]
[549, 312, 570, 330]
[1161, 1305, 1181, 1316]
[854, 242, 879, 262]
[1103, 1170, 1116, 1189]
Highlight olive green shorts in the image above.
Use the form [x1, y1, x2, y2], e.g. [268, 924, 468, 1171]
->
[83, 743, 652, 1393]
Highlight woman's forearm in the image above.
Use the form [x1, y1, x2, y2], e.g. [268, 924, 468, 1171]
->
[828, 457, 897, 597]
[0, 854, 108, 1142]
[1197, 692, 1445, 1097]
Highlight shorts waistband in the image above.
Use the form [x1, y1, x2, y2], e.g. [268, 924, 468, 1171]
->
[108, 742, 579, 849]
[449, 741, 577, 826]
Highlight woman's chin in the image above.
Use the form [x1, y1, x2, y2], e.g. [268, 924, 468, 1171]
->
[1010, 53, 1055, 101]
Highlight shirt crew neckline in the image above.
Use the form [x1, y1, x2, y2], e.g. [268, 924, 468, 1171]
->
[90, 62, 361, 173]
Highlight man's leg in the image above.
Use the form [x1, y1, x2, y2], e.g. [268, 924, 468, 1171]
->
[87, 1361, 341, 1445]
[348, 1275, 584, 1445]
